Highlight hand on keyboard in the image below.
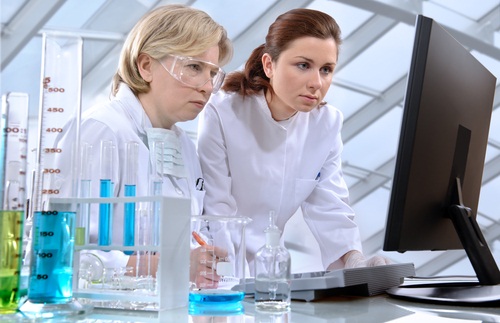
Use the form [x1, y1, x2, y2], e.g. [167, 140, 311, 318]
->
[344, 251, 391, 268]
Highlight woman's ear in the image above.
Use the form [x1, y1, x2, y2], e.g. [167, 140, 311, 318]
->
[137, 53, 153, 83]
[262, 53, 274, 79]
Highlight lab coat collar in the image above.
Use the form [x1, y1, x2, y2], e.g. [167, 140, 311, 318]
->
[256, 92, 273, 120]
[114, 82, 153, 142]
[255, 91, 298, 128]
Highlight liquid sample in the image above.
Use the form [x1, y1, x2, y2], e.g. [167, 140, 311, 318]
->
[254, 278, 291, 311]
[189, 290, 245, 315]
[75, 227, 85, 246]
[76, 179, 91, 246]
[189, 289, 245, 303]
[0, 210, 23, 313]
[123, 184, 136, 255]
[27, 211, 75, 303]
[98, 179, 112, 246]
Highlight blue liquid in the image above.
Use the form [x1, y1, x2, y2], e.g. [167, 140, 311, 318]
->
[99, 179, 112, 246]
[28, 211, 75, 303]
[189, 290, 245, 315]
[123, 184, 136, 255]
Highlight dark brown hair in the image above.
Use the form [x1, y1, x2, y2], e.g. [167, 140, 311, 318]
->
[222, 8, 341, 96]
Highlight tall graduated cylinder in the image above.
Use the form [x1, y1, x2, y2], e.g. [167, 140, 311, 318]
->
[20, 32, 86, 317]
[189, 215, 252, 315]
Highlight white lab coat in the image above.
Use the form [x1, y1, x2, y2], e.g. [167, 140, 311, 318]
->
[197, 91, 362, 271]
[54, 83, 204, 268]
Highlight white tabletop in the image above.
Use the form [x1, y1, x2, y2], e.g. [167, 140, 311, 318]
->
[4, 293, 499, 322]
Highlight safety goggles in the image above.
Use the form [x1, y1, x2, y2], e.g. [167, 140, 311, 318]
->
[158, 55, 225, 94]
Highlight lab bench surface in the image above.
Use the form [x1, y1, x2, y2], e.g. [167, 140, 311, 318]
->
[2, 293, 499, 323]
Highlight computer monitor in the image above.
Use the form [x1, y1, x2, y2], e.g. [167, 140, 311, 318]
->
[383, 15, 500, 305]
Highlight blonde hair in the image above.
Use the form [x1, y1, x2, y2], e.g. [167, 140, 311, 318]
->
[112, 4, 232, 95]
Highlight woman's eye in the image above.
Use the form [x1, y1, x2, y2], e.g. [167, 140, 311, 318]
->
[296, 62, 309, 70]
[187, 63, 203, 72]
[320, 66, 333, 75]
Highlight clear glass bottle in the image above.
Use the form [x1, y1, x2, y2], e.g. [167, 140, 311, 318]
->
[254, 211, 291, 311]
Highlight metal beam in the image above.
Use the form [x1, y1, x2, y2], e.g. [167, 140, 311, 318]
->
[337, 15, 397, 73]
[332, 0, 500, 60]
[342, 76, 406, 142]
[347, 158, 394, 205]
[1, 0, 66, 71]
[226, 0, 315, 72]
[483, 154, 500, 186]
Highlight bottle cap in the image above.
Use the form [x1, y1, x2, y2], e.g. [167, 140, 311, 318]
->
[265, 210, 281, 247]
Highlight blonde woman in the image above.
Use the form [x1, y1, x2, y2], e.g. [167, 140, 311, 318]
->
[55, 5, 232, 275]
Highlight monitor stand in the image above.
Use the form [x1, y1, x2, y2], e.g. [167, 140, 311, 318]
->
[386, 282, 500, 306]
[387, 178, 500, 306]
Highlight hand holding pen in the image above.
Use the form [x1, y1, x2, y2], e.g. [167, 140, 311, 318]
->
[190, 231, 227, 289]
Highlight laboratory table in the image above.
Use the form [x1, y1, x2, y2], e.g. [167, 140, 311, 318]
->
[2, 293, 499, 322]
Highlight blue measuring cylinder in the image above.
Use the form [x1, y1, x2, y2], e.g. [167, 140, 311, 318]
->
[28, 211, 75, 303]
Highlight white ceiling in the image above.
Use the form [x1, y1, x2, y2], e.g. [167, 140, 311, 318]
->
[1, 0, 499, 276]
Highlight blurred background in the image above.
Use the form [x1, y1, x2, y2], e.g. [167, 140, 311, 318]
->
[1, 0, 499, 275]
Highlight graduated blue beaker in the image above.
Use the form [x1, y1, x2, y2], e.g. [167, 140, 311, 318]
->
[19, 210, 89, 318]
[28, 211, 75, 302]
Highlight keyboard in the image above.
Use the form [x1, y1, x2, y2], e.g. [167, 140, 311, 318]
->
[245, 262, 415, 301]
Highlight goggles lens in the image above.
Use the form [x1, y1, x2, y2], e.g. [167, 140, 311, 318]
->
[159, 55, 225, 94]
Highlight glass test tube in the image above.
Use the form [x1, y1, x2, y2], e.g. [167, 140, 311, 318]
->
[124, 141, 138, 255]
[99, 140, 114, 246]
[76, 142, 92, 246]
[151, 141, 164, 246]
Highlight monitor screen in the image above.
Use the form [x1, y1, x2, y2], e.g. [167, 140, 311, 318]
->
[382, 15, 500, 305]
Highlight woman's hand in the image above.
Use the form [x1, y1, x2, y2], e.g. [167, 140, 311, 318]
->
[327, 250, 391, 270]
[190, 245, 228, 289]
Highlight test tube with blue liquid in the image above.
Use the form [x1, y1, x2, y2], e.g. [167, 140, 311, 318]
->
[99, 140, 114, 246]
[151, 141, 164, 246]
[124, 141, 138, 254]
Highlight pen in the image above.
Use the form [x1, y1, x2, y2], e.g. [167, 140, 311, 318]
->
[192, 231, 207, 246]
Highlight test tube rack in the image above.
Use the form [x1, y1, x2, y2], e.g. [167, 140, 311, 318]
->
[49, 195, 191, 312]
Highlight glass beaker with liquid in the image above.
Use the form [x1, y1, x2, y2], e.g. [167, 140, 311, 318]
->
[189, 215, 252, 315]
[0, 209, 24, 313]
[28, 210, 75, 302]
[0, 92, 29, 313]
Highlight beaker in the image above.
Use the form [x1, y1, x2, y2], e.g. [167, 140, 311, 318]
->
[28, 210, 75, 302]
[19, 210, 88, 317]
[189, 215, 252, 315]
[0, 210, 24, 313]
[0, 92, 29, 313]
